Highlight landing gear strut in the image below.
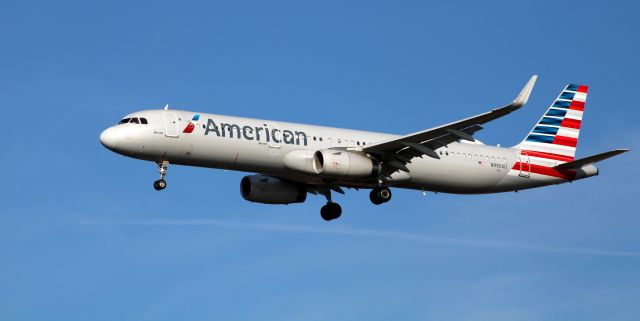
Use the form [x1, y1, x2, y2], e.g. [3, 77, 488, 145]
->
[154, 161, 169, 191]
[370, 186, 392, 205]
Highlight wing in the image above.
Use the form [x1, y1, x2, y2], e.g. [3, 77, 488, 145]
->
[363, 75, 538, 174]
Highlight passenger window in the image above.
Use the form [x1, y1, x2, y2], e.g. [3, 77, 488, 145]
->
[140, 118, 148, 124]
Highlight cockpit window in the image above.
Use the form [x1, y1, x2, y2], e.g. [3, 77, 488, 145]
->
[118, 117, 149, 125]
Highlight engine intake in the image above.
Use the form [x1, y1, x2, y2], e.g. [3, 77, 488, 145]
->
[240, 174, 307, 204]
[312, 150, 380, 178]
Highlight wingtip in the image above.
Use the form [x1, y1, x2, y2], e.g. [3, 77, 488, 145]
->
[513, 75, 538, 107]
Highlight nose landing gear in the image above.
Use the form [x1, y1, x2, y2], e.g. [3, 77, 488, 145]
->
[370, 186, 392, 205]
[154, 161, 169, 191]
[153, 179, 167, 190]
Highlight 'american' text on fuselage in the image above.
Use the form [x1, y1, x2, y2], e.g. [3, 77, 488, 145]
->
[204, 119, 308, 146]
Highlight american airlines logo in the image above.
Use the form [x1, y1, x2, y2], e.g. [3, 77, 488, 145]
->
[182, 114, 200, 133]
[202, 118, 309, 146]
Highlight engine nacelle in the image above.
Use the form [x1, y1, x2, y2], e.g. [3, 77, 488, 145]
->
[283, 150, 316, 174]
[240, 174, 307, 204]
[312, 150, 380, 178]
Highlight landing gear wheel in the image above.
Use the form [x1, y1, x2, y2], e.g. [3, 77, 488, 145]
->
[370, 187, 392, 205]
[153, 161, 169, 191]
[320, 202, 342, 221]
[153, 179, 167, 191]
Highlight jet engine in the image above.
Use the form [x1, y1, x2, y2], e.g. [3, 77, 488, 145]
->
[312, 150, 380, 178]
[240, 174, 307, 204]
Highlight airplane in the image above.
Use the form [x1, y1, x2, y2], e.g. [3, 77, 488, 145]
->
[99, 76, 629, 221]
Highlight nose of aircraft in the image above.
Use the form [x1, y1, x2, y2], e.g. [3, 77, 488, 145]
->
[99, 127, 120, 150]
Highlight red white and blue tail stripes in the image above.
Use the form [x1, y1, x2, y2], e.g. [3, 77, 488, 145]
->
[512, 84, 588, 179]
[518, 83, 587, 160]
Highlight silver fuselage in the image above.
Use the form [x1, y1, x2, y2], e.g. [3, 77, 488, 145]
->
[100, 109, 579, 194]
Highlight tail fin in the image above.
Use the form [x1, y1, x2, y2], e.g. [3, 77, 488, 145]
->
[515, 83, 588, 161]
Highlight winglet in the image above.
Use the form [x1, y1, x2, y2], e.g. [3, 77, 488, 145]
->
[512, 75, 538, 108]
[164, 104, 169, 110]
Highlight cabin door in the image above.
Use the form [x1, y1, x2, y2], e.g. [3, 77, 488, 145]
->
[518, 152, 531, 177]
[163, 112, 179, 138]
[268, 123, 281, 149]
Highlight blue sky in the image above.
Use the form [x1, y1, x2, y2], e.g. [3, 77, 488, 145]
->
[1, 1, 639, 320]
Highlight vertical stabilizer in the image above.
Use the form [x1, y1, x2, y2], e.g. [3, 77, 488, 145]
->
[515, 83, 588, 162]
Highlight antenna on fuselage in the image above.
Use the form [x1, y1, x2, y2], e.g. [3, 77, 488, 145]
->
[163, 104, 169, 110]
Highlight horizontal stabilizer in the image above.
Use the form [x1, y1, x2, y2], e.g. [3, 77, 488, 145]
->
[553, 148, 630, 170]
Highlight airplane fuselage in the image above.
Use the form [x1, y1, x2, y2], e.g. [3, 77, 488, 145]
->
[100, 109, 585, 195]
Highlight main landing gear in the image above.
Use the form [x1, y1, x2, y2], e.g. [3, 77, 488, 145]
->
[317, 186, 392, 221]
[153, 160, 169, 191]
[319, 187, 342, 221]
[320, 202, 342, 221]
[370, 186, 392, 205]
